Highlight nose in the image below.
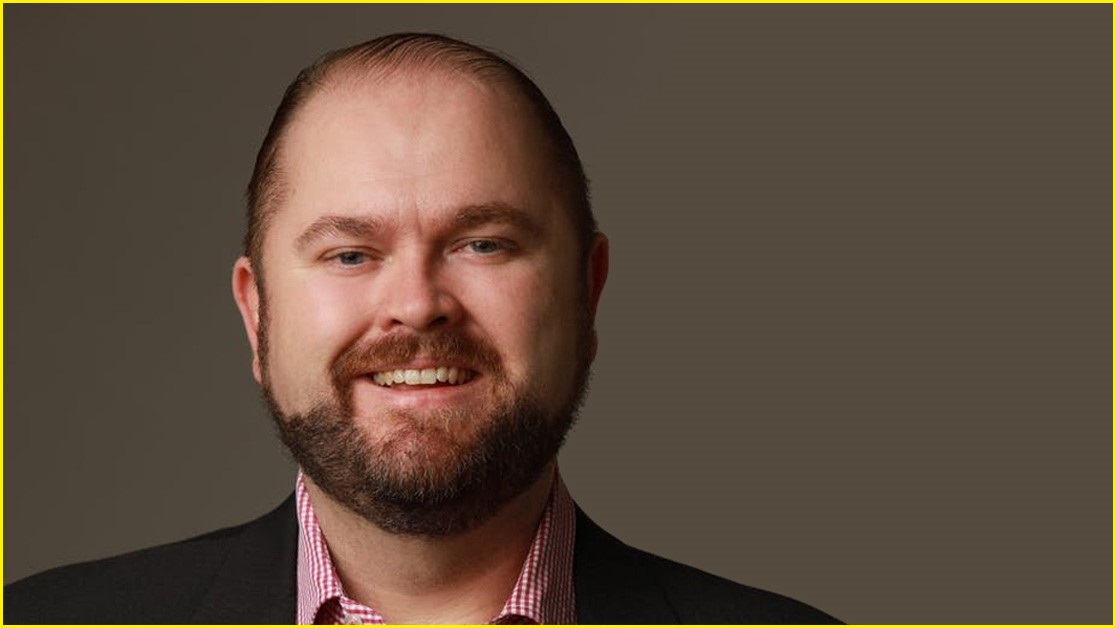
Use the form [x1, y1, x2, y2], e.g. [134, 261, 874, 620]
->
[375, 251, 462, 332]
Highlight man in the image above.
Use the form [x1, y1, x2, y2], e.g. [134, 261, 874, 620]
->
[5, 33, 839, 624]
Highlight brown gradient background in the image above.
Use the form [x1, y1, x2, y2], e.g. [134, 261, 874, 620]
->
[4, 4, 1111, 623]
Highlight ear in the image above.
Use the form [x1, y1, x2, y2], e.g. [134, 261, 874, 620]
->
[585, 232, 610, 362]
[232, 256, 263, 384]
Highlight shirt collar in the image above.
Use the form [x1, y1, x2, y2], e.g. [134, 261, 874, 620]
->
[295, 469, 576, 624]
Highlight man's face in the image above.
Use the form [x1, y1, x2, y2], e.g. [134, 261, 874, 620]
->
[233, 70, 607, 535]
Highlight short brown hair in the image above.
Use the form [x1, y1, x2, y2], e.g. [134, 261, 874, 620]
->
[244, 33, 595, 265]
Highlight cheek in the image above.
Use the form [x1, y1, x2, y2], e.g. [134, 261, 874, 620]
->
[463, 264, 580, 387]
[265, 276, 372, 398]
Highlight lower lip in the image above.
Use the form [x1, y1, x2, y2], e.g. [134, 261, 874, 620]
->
[352, 375, 482, 410]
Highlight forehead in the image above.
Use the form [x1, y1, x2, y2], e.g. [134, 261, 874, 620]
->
[271, 68, 567, 235]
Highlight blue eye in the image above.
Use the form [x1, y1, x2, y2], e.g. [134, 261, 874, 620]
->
[336, 251, 366, 265]
[468, 240, 503, 254]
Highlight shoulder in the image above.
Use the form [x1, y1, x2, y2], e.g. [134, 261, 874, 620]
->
[624, 543, 842, 624]
[574, 509, 842, 624]
[4, 522, 243, 623]
[4, 496, 297, 624]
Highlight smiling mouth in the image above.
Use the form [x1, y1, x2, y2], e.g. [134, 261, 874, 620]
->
[370, 367, 477, 387]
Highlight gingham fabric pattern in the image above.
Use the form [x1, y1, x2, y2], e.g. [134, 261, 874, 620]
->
[295, 470, 576, 624]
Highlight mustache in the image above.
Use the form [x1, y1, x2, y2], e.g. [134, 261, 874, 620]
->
[331, 330, 504, 382]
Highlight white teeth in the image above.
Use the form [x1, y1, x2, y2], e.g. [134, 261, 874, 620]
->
[371, 367, 474, 387]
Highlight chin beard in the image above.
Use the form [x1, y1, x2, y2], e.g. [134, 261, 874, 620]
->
[265, 381, 585, 537]
[257, 321, 592, 537]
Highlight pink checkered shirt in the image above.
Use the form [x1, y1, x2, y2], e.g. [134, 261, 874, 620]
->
[294, 470, 577, 624]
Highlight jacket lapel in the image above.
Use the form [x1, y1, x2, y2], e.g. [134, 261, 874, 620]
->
[190, 495, 299, 624]
[574, 507, 679, 623]
[185, 497, 676, 624]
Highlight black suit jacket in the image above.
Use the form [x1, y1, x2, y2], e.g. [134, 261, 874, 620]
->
[5, 496, 840, 624]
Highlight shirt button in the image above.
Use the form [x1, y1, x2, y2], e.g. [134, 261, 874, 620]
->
[343, 615, 363, 625]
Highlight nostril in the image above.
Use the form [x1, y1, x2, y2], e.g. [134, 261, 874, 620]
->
[381, 275, 461, 330]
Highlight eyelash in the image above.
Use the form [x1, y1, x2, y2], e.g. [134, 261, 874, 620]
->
[324, 239, 515, 268]
[321, 249, 379, 269]
[464, 239, 510, 255]
[333, 251, 368, 266]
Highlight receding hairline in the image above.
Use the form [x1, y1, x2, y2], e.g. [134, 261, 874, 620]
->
[289, 57, 543, 150]
[245, 33, 595, 270]
[264, 64, 566, 247]
[266, 51, 559, 203]
[319, 40, 526, 91]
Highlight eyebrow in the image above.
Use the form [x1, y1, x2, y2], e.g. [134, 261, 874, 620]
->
[451, 203, 545, 240]
[294, 203, 545, 252]
[295, 215, 386, 252]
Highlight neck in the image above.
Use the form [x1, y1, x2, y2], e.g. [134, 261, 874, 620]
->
[304, 463, 556, 624]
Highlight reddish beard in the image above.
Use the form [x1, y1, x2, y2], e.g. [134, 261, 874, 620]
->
[257, 317, 591, 537]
